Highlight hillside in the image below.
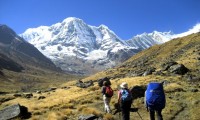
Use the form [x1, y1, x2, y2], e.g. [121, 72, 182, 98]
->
[0, 25, 80, 92]
[0, 33, 200, 120]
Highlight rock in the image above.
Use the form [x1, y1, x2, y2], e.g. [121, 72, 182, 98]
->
[190, 89, 198, 92]
[61, 86, 70, 90]
[76, 80, 94, 88]
[130, 85, 146, 99]
[161, 61, 178, 71]
[36, 91, 42, 94]
[76, 82, 86, 88]
[44, 87, 57, 92]
[143, 68, 156, 76]
[169, 64, 189, 75]
[23, 93, 33, 98]
[186, 74, 200, 82]
[0, 104, 31, 120]
[38, 96, 46, 100]
[78, 114, 98, 120]
[13, 93, 22, 97]
[49, 87, 57, 91]
[84, 80, 94, 88]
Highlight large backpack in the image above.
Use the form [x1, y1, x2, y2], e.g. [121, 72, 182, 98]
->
[146, 82, 166, 110]
[120, 89, 133, 102]
[105, 86, 113, 97]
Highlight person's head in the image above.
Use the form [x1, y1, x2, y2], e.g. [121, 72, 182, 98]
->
[103, 81, 109, 86]
[120, 82, 128, 89]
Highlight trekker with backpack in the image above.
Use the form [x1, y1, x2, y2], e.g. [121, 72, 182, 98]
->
[118, 82, 133, 120]
[145, 82, 166, 120]
[102, 81, 113, 113]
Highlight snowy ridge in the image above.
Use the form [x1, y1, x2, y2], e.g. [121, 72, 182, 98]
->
[20, 17, 200, 75]
[126, 31, 173, 50]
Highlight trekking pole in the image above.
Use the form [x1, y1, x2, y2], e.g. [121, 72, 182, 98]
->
[119, 111, 120, 120]
[137, 111, 143, 120]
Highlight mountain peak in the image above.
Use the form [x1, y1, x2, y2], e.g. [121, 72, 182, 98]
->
[62, 17, 83, 24]
[99, 24, 109, 29]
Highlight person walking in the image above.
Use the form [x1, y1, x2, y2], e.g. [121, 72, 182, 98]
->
[118, 82, 133, 120]
[144, 82, 166, 120]
[102, 81, 113, 113]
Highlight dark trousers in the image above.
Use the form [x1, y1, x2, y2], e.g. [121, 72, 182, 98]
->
[149, 108, 163, 120]
[121, 101, 132, 120]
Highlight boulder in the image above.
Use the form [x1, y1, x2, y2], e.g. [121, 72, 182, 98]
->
[23, 93, 33, 98]
[36, 90, 42, 94]
[169, 64, 189, 75]
[143, 68, 156, 76]
[13, 93, 22, 97]
[38, 96, 46, 100]
[78, 114, 99, 120]
[161, 61, 178, 71]
[0, 104, 31, 120]
[76, 80, 94, 88]
[130, 85, 146, 99]
[49, 87, 57, 91]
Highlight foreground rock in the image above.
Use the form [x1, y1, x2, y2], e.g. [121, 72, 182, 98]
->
[0, 104, 31, 120]
[130, 85, 146, 99]
[78, 114, 102, 120]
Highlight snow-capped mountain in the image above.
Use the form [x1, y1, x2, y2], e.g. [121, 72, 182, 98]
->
[126, 31, 173, 50]
[20, 17, 138, 75]
[20, 17, 200, 75]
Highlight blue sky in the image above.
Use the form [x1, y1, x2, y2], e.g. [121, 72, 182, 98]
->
[0, 0, 200, 39]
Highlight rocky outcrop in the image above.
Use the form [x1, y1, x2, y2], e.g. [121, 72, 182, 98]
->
[0, 104, 31, 120]
[143, 67, 156, 76]
[161, 61, 178, 71]
[168, 64, 189, 75]
[161, 61, 189, 75]
[76, 80, 94, 88]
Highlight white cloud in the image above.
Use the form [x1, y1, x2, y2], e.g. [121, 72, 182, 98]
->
[173, 23, 200, 38]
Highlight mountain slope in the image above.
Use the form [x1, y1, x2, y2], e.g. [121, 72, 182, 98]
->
[0, 25, 60, 71]
[0, 25, 79, 92]
[87, 32, 200, 79]
[81, 32, 200, 120]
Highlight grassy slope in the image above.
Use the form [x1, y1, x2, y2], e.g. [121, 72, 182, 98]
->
[0, 33, 200, 120]
[0, 64, 81, 92]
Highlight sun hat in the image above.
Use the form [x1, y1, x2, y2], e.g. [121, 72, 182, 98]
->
[120, 82, 128, 89]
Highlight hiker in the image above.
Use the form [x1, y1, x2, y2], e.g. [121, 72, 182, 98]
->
[118, 82, 133, 120]
[145, 82, 166, 120]
[101, 81, 113, 113]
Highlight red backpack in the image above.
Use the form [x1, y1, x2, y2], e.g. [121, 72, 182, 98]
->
[105, 86, 113, 97]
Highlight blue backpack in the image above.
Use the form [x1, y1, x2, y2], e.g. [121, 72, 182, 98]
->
[120, 89, 133, 102]
[146, 82, 165, 110]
